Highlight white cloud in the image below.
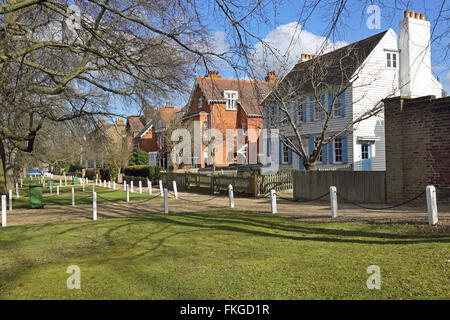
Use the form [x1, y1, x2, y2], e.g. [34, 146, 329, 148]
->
[249, 22, 348, 79]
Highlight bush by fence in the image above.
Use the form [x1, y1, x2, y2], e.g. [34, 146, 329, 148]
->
[124, 165, 161, 181]
[100, 168, 118, 181]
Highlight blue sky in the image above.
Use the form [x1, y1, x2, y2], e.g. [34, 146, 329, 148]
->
[115, 0, 449, 116]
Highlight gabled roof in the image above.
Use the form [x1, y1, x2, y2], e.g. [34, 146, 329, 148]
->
[263, 30, 388, 102]
[189, 76, 271, 116]
[126, 116, 146, 132]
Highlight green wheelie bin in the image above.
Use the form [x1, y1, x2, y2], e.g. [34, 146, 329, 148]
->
[29, 184, 43, 209]
[72, 176, 78, 185]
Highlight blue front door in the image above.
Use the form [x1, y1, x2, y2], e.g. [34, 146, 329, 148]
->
[361, 143, 371, 171]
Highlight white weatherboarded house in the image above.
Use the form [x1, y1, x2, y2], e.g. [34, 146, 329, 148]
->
[263, 11, 442, 171]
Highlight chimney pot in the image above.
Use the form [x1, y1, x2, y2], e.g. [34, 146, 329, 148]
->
[420, 13, 425, 20]
[404, 10, 410, 18]
[415, 12, 420, 19]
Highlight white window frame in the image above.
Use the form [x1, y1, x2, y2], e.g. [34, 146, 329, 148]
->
[282, 143, 289, 164]
[334, 138, 343, 163]
[313, 95, 325, 121]
[386, 52, 398, 68]
[224, 90, 238, 110]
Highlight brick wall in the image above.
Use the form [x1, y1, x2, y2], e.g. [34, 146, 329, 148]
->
[384, 95, 450, 202]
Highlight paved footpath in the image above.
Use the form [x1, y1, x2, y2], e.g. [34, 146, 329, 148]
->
[5, 184, 450, 227]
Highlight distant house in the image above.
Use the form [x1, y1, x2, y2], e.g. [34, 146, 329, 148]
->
[131, 102, 183, 168]
[182, 70, 274, 168]
[84, 117, 126, 168]
[262, 10, 442, 171]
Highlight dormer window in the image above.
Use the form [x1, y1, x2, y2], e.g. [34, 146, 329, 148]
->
[386, 52, 398, 68]
[224, 90, 238, 110]
[198, 96, 203, 109]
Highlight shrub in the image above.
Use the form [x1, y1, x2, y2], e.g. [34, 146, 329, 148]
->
[100, 168, 118, 181]
[124, 165, 161, 181]
[68, 164, 83, 173]
[128, 149, 148, 166]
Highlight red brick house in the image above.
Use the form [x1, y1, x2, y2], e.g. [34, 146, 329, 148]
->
[182, 70, 275, 168]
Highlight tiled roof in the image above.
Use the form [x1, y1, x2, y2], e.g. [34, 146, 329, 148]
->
[126, 116, 146, 132]
[195, 77, 270, 116]
[264, 30, 388, 102]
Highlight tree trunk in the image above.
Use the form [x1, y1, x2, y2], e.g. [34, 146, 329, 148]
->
[0, 139, 17, 194]
[305, 162, 318, 171]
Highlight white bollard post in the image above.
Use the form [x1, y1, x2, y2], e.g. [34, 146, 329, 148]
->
[59, 179, 62, 187]
[148, 181, 152, 195]
[228, 184, 234, 208]
[113, 181, 116, 190]
[82, 182, 85, 192]
[92, 184, 95, 194]
[126, 184, 130, 203]
[57, 185, 60, 195]
[330, 186, 338, 218]
[139, 181, 142, 194]
[123, 181, 126, 190]
[159, 180, 163, 196]
[164, 188, 168, 214]
[50, 184, 53, 194]
[65, 176, 67, 186]
[173, 181, 178, 199]
[93, 192, 97, 221]
[20, 178, 23, 188]
[108, 181, 111, 189]
[426, 185, 438, 225]
[1, 195, 6, 227]
[131, 181, 134, 193]
[16, 183, 19, 198]
[71, 187, 75, 206]
[103, 180, 106, 188]
[8, 190, 12, 211]
[270, 189, 277, 214]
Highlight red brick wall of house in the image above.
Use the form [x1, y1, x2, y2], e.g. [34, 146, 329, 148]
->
[384, 95, 450, 202]
[138, 128, 157, 153]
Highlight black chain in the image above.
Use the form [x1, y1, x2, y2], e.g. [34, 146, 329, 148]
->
[337, 190, 425, 210]
[276, 192, 330, 202]
[168, 191, 220, 202]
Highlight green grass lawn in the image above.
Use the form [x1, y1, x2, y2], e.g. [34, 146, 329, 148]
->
[0, 210, 448, 299]
[11, 185, 153, 209]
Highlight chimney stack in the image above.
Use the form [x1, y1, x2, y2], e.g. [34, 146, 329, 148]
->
[165, 102, 174, 108]
[300, 54, 316, 62]
[206, 70, 221, 79]
[265, 71, 278, 85]
[398, 10, 436, 97]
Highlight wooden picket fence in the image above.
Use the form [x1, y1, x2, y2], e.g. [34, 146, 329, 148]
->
[158, 171, 293, 197]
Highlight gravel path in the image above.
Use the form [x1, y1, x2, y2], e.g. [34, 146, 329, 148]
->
[4, 184, 450, 227]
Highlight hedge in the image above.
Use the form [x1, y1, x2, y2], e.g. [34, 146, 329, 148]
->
[100, 168, 118, 181]
[124, 165, 161, 181]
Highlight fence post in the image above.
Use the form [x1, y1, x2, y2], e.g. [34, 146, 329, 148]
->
[60, 179, 62, 187]
[20, 178, 23, 188]
[57, 185, 60, 195]
[65, 176, 67, 186]
[228, 184, 234, 208]
[139, 181, 143, 194]
[82, 182, 85, 192]
[123, 181, 126, 191]
[270, 189, 277, 214]
[131, 181, 134, 193]
[8, 190, 12, 211]
[426, 186, 438, 225]
[92, 184, 95, 194]
[149, 181, 152, 195]
[50, 183, 53, 194]
[126, 184, 130, 203]
[72, 187, 75, 206]
[113, 181, 116, 190]
[164, 188, 168, 214]
[2, 195, 6, 227]
[330, 186, 338, 218]
[104, 180, 106, 188]
[159, 180, 163, 196]
[93, 192, 97, 221]
[108, 181, 111, 189]
[16, 183, 19, 198]
[173, 181, 178, 199]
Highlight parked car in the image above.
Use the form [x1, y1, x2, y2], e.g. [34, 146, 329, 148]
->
[27, 169, 43, 177]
